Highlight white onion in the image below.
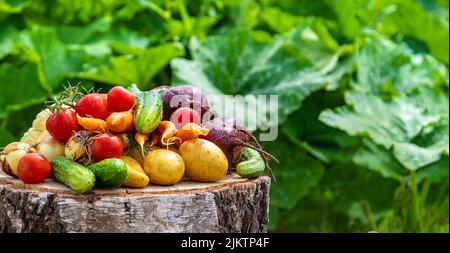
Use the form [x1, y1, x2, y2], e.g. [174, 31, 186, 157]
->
[64, 131, 92, 165]
[37, 134, 65, 161]
[0, 142, 34, 176]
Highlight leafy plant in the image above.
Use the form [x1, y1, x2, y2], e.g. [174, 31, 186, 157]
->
[0, 0, 448, 232]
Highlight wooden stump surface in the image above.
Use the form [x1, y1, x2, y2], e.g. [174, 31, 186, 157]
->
[0, 170, 270, 233]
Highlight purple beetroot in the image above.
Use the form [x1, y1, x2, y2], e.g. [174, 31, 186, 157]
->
[201, 116, 278, 181]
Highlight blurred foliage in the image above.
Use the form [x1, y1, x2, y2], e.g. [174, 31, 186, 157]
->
[0, 0, 448, 232]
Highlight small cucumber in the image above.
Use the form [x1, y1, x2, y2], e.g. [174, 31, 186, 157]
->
[51, 157, 96, 194]
[134, 91, 163, 134]
[88, 158, 128, 188]
[236, 148, 265, 178]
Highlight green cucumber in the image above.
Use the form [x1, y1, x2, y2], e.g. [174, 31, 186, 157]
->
[88, 158, 128, 188]
[134, 91, 163, 134]
[51, 157, 96, 194]
[236, 148, 265, 178]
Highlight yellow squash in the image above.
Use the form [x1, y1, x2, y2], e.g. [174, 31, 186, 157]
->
[120, 156, 149, 188]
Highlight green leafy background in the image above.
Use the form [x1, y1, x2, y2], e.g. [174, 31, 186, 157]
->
[0, 0, 448, 232]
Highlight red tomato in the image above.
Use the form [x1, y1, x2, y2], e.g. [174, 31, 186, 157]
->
[75, 93, 108, 119]
[171, 107, 201, 129]
[107, 86, 135, 112]
[91, 133, 124, 162]
[46, 109, 80, 142]
[17, 153, 52, 184]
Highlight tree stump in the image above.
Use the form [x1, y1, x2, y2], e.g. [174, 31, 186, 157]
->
[0, 170, 270, 233]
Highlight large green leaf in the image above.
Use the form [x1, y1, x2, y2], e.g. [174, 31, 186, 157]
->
[79, 43, 184, 89]
[393, 142, 444, 171]
[379, 0, 449, 64]
[319, 91, 437, 149]
[0, 62, 47, 118]
[105, 27, 150, 54]
[55, 17, 149, 55]
[416, 158, 449, 184]
[55, 17, 112, 44]
[22, 26, 88, 91]
[406, 85, 449, 117]
[326, 0, 449, 64]
[355, 34, 448, 94]
[287, 20, 342, 72]
[393, 117, 449, 171]
[282, 90, 359, 163]
[320, 86, 448, 173]
[353, 139, 406, 181]
[413, 118, 449, 155]
[171, 26, 350, 124]
[0, 22, 18, 59]
[391, 86, 449, 171]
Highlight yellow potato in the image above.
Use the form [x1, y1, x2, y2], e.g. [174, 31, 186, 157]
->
[120, 156, 150, 188]
[144, 149, 185, 186]
[179, 139, 228, 182]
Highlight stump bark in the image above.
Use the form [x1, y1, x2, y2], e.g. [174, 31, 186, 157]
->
[0, 170, 270, 233]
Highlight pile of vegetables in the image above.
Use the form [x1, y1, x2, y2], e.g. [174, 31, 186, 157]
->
[0, 84, 276, 193]
[1, 0, 448, 233]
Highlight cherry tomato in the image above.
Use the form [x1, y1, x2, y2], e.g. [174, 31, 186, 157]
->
[75, 93, 108, 119]
[107, 86, 135, 112]
[171, 107, 201, 129]
[17, 153, 52, 184]
[46, 109, 80, 142]
[91, 133, 124, 162]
